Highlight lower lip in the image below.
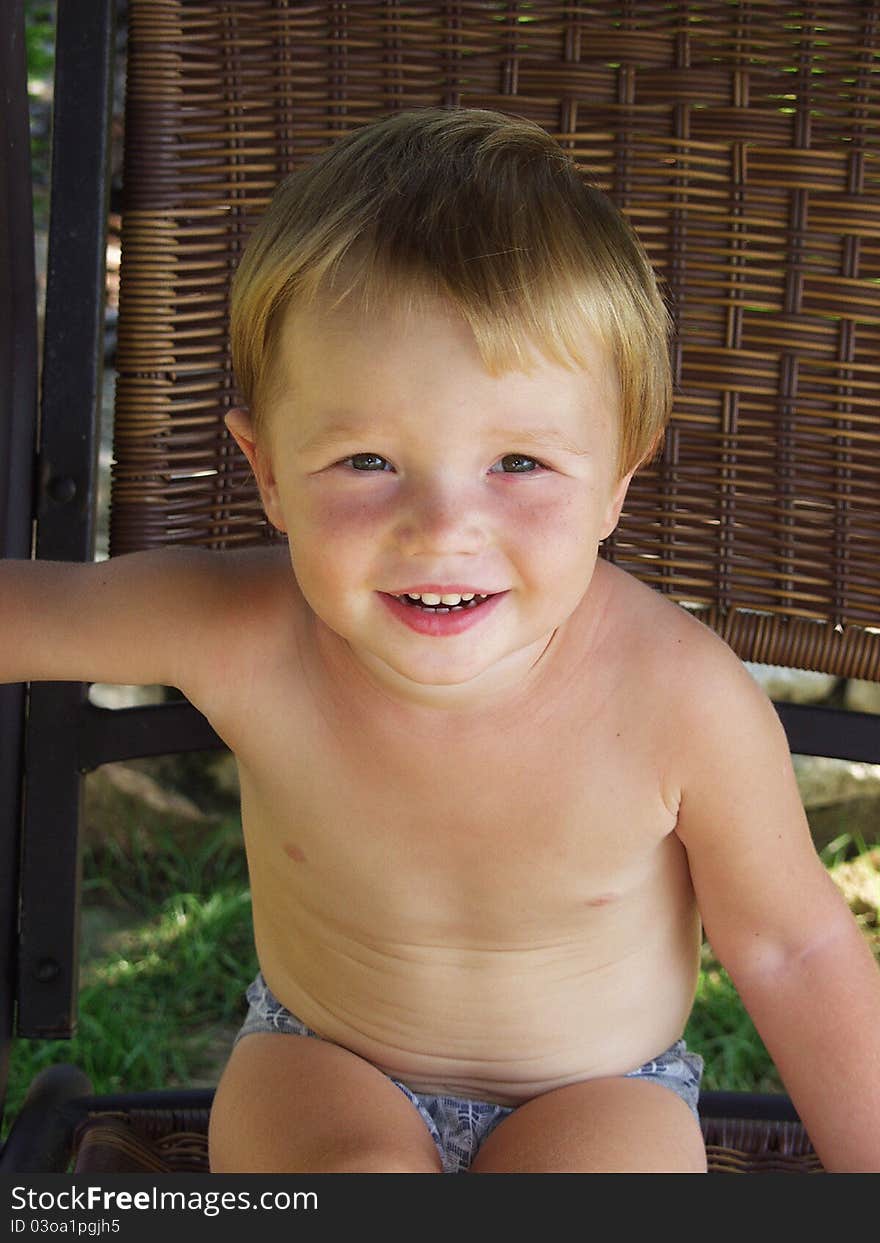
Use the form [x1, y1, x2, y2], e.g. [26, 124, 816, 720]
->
[378, 592, 506, 636]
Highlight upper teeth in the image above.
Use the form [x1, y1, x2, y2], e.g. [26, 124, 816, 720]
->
[403, 592, 486, 606]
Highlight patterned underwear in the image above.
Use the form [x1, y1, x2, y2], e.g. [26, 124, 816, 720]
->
[234, 970, 704, 1174]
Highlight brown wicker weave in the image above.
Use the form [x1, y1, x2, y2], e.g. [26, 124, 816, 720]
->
[101, 0, 878, 1176]
[111, 0, 880, 682]
[70, 1109, 824, 1174]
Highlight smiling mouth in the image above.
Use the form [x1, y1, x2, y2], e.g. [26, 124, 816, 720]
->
[395, 592, 492, 613]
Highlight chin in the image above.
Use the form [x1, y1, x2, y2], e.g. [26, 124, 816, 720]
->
[385, 657, 491, 688]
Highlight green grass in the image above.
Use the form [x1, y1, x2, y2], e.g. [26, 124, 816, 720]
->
[81, 811, 249, 917]
[687, 829, 879, 1093]
[3, 810, 258, 1135]
[25, 1, 55, 228]
[8, 888, 257, 1109]
[2, 809, 877, 1134]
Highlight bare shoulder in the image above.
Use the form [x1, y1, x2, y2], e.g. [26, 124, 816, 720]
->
[651, 595, 770, 721]
[598, 559, 738, 683]
[169, 541, 304, 705]
[598, 560, 780, 778]
[602, 561, 758, 695]
[107, 544, 302, 710]
[206, 541, 295, 600]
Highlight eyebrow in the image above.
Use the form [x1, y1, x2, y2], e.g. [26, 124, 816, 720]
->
[495, 428, 590, 457]
[297, 420, 376, 454]
[297, 419, 589, 457]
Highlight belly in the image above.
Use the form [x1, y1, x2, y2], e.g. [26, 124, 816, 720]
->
[248, 841, 702, 1105]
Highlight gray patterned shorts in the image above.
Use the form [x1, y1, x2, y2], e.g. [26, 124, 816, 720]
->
[234, 971, 704, 1174]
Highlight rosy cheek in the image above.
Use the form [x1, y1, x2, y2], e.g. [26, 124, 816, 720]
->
[501, 486, 584, 541]
[302, 484, 392, 535]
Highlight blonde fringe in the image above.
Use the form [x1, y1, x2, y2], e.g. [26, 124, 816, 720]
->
[230, 107, 672, 480]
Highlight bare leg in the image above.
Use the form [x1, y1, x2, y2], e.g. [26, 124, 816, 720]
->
[469, 1076, 707, 1173]
[209, 1032, 442, 1173]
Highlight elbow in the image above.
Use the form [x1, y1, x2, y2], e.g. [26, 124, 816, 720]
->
[721, 914, 862, 996]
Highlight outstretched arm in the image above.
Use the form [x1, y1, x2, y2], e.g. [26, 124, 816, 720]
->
[0, 546, 236, 698]
[672, 631, 880, 1172]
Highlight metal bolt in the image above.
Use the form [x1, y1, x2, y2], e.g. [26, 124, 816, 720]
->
[48, 476, 77, 503]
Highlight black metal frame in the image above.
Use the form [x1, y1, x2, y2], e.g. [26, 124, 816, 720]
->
[10, 0, 224, 1051]
[776, 702, 880, 764]
[0, 0, 41, 1129]
[0, 0, 877, 1170]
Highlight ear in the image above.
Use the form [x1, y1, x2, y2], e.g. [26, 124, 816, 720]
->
[599, 468, 636, 541]
[224, 408, 288, 533]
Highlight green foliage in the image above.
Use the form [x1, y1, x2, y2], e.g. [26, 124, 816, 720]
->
[81, 814, 249, 918]
[24, 1, 55, 225]
[819, 830, 870, 869]
[4, 888, 258, 1126]
[2, 806, 256, 1137]
[25, 2, 55, 80]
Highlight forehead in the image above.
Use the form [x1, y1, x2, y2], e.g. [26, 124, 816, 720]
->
[270, 292, 619, 443]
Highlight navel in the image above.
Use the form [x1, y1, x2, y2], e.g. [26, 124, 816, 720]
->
[283, 842, 307, 863]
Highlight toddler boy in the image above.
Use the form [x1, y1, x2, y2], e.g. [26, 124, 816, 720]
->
[3, 108, 879, 1172]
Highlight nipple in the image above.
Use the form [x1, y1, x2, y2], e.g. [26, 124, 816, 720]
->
[587, 892, 617, 907]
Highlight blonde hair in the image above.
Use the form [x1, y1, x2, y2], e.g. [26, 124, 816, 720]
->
[230, 107, 672, 479]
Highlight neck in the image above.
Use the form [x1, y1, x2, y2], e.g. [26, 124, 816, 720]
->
[311, 562, 613, 730]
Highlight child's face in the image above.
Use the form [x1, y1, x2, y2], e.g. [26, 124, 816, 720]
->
[227, 294, 634, 709]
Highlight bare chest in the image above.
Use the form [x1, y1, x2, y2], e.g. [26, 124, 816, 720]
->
[220, 653, 678, 946]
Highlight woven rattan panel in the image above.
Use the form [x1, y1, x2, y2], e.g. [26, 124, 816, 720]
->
[110, 0, 880, 678]
[70, 1109, 825, 1173]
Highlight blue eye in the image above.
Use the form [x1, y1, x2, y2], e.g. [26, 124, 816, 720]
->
[345, 453, 391, 472]
[496, 454, 543, 474]
[339, 452, 546, 474]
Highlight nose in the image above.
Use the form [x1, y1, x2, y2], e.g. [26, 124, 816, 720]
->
[392, 474, 488, 557]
